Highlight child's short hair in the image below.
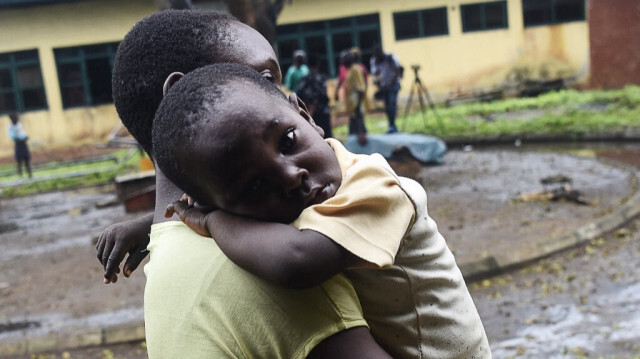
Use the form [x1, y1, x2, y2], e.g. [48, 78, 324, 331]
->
[112, 9, 236, 156]
[153, 63, 286, 203]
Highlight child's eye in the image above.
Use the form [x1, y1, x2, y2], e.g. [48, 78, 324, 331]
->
[280, 128, 296, 153]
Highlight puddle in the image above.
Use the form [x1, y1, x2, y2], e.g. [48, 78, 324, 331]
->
[491, 282, 640, 358]
[0, 321, 40, 334]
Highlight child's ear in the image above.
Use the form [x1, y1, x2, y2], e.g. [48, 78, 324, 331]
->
[288, 93, 325, 137]
[162, 72, 184, 97]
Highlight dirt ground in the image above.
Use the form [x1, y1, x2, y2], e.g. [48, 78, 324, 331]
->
[413, 142, 639, 266]
[0, 141, 639, 358]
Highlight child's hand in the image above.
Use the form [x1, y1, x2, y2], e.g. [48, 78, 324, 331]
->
[96, 214, 153, 284]
[165, 194, 216, 238]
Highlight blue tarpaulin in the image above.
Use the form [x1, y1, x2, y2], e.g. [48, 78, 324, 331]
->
[344, 133, 447, 164]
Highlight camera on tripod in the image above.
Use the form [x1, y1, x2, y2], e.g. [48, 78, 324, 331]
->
[401, 63, 445, 133]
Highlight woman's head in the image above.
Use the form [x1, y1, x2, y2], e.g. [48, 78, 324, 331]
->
[112, 9, 282, 157]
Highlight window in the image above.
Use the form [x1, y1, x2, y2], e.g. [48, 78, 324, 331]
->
[523, 0, 585, 27]
[393, 7, 449, 40]
[0, 50, 47, 114]
[54, 42, 118, 108]
[461, 1, 508, 32]
[276, 14, 381, 78]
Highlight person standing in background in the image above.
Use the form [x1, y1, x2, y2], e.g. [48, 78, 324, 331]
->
[370, 45, 402, 134]
[297, 54, 333, 138]
[343, 51, 367, 145]
[7, 112, 32, 178]
[284, 49, 309, 92]
[334, 48, 369, 105]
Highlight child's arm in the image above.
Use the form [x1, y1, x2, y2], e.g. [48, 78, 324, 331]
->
[166, 201, 365, 289]
[96, 212, 153, 284]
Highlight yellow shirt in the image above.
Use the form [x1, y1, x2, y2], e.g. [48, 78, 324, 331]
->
[144, 221, 367, 359]
[294, 139, 492, 359]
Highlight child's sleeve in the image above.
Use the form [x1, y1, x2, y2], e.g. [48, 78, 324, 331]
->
[293, 153, 415, 268]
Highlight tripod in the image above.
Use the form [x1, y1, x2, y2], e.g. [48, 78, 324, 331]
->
[401, 66, 444, 133]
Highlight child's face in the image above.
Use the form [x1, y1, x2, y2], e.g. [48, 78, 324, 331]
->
[188, 81, 342, 224]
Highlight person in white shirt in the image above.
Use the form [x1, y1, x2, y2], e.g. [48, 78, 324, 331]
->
[7, 112, 32, 178]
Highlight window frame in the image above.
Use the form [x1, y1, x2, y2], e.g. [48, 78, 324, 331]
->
[522, 0, 586, 28]
[461, 0, 509, 33]
[393, 6, 449, 41]
[0, 49, 48, 114]
[276, 13, 381, 78]
[54, 42, 119, 109]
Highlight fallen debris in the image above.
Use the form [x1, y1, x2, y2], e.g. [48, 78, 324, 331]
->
[516, 175, 591, 205]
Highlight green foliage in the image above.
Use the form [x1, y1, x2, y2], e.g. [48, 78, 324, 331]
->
[335, 85, 640, 139]
[2, 170, 120, 197]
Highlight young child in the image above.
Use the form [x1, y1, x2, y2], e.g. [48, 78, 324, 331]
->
[155, 63, 491, 359]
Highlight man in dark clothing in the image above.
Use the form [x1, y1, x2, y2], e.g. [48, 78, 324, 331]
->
[370, 45, 402, 134]
[296, 54, 332, 138]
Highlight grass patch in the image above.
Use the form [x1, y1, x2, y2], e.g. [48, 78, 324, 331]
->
[334, 85, 640, 139]
[1, 148, 143, 197]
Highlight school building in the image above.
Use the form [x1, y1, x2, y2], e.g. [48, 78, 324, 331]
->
[0, 0, 638, 154]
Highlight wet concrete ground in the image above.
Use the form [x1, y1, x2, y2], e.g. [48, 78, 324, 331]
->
[0, 141, 639, 358]
[421, 142, 639, 266]
[471, 216, 640, 358]
[466, 142, 640, 358]
[0, 187, 145, 344]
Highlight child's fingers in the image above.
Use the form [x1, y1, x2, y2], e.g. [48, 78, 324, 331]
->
[171, 200, 191, 218]
[103, 272, 118, 284]
[164, 203, 175, 218]
[96, 232, 107, 261]
[179, 193, 195, 206]
[123, 248, 149, 277]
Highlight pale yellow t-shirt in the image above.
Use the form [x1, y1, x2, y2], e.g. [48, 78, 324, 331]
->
[294, 139, 492, 359]
[144, 221, 367, 359]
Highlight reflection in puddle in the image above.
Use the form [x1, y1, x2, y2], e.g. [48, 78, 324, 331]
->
[492, 282, 640, 358]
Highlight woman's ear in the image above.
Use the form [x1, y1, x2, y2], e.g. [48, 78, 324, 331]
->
[162, 72, 184, 97]
[288, 93, 325, 137]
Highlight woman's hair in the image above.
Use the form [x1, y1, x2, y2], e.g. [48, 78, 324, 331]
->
[112, 9, 236, 156]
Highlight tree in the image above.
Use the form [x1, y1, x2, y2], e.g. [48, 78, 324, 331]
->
[155, 0, 289, 45]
